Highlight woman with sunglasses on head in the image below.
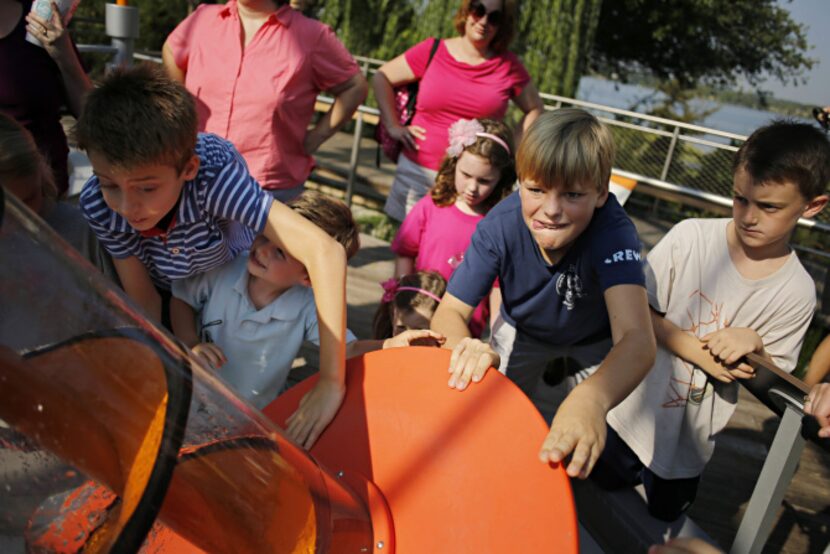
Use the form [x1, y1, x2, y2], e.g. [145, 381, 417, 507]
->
[374, 0, 544, 222]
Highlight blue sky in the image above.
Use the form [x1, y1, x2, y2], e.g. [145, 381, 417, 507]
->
[761, 0, 829, 106]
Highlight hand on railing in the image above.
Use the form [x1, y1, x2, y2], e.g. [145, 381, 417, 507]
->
[804, 383, 830, 437]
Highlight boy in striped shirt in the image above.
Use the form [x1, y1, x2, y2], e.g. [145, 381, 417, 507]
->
[77, 64, 347, 449]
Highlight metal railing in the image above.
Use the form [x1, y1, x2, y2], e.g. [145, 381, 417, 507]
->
[75, 46, 830, 272]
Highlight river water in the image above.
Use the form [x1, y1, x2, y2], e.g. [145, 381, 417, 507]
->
[577, 76, 816, 138]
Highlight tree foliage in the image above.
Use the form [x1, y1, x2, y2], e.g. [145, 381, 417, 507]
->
[71, 0, 813, 105]
[514, 0, 602, 97]
[591, 0, 814, 89]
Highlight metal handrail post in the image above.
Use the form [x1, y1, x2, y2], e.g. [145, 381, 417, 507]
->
[105, 3, 139, 68]
[346, 112, 365, 207]
[660, 126, 681, 182]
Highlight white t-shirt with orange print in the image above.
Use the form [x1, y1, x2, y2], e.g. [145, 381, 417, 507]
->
[607, 218, 815, 479]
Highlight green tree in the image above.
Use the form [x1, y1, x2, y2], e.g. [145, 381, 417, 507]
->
[514, 0, 603, 97]
[591, 0, 814, 89]
[313, 0, 416, 61]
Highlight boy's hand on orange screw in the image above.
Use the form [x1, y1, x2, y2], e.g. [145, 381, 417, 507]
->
[286, 377, 346, 450]
[447, 337, 500, 391]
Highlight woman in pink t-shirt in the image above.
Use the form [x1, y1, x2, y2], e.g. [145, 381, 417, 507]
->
[391, 119, 516, 337]
[373, 0, 543, 221]
[162, 0, 367, 201]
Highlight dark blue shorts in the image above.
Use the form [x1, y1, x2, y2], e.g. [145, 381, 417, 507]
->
[591, 426, 701, 522]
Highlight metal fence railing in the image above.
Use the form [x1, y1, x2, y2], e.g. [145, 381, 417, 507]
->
[75, 46, 830, 283]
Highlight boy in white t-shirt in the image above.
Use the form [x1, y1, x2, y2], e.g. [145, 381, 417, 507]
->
[595, 121, 830, 521]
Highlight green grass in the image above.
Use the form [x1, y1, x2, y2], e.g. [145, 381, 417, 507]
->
[354, 213, 400, 243]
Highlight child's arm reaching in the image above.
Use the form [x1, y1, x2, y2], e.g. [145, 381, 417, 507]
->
[261, 200, 348, 450]
[113, 256, 163, 324]
[170, 297, 199, 347]
[393, 256, 415, 279]
[701, 326, 768, 369]
[432, 293, 500, 390]
[803, 335, 830, 387]
[805, 383, 830, 438]
[345, 329, 446, 358]
[539, 284, 656, 479]
[170, 297, 227, 371]
[652, 311, 755, 382]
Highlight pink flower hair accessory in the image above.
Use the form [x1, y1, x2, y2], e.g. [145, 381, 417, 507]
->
[446, 118, 511, 157]
[381, 278, 400, 303]
[447, 119, 485, 157]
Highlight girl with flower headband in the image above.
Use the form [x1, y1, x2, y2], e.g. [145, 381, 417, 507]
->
[390, 118, 515, 337]
[373, 271, 448, 340]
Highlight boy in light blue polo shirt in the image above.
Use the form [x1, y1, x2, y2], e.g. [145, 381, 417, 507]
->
[173, 192, 443, 409]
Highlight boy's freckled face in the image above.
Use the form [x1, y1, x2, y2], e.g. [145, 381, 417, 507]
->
[90, 151, 198, 231]
[731, 168, 811, 252]
[247, 235, 309, 288]
[519, 178, 608, 263]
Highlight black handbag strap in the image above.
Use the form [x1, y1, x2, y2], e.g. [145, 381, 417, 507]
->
[404, 38, 441, 121]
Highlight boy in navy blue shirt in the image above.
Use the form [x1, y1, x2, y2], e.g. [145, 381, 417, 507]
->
[76, 64, 347, 449]
[432, 109, 656, 479]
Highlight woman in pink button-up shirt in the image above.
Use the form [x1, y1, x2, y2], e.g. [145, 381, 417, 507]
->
[162, 0, 367, 201]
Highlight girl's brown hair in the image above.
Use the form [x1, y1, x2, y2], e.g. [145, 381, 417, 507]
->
[453, 0, 517, 54]
[0, 113, 57, 206]
[431, 118, 516, 211]
[372, 271, 447, 340]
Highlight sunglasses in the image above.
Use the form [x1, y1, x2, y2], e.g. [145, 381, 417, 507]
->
[469, 1, 503, 27]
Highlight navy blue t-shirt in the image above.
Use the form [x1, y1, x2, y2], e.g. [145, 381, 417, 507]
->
[448, 191, 645, 345]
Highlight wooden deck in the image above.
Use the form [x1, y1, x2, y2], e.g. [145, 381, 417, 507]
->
[300, 128, 830, 551]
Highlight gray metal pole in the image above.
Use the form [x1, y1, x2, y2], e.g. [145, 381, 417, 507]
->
[105, 3, 139, 68]
[346, 113, 364, 208]
[660, 126, 681, 182]
[729, 403, 806, 554]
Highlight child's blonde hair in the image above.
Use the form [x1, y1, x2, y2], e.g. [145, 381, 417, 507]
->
[517, 108, 615, 192]
[0, 113, 57, 209]
[372, 271, 447, 340]
[431, 119, 516, 212]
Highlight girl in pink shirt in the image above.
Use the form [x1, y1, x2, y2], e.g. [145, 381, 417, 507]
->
[391, 119, 515, 337]
[373, 271, 447, 340]
[373, 0, 544, 221]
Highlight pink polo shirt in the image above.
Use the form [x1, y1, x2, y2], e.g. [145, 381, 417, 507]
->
[403, 38, 530, 170]
[166, 2, 360, 190]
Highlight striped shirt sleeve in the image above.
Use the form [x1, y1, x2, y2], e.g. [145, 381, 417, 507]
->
[203, 142, 273, 233]
[79, 178, 139, 259]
